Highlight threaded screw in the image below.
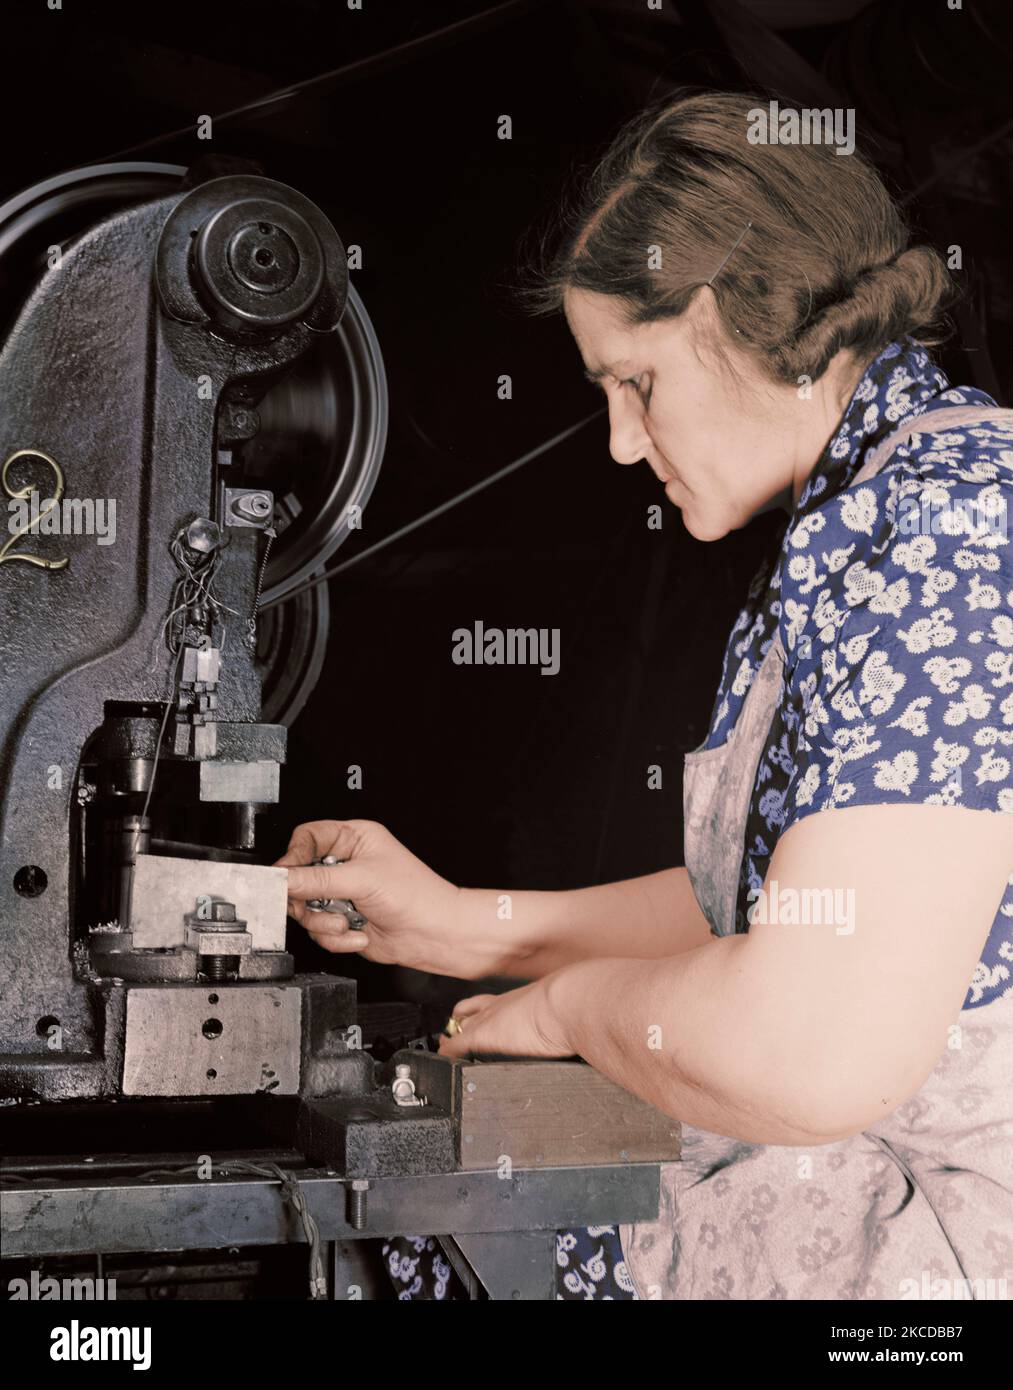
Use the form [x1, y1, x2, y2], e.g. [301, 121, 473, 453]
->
[347, 1179, 370, 1230]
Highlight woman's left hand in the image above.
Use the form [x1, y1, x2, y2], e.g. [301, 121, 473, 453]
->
[438, 977, 575, 1059]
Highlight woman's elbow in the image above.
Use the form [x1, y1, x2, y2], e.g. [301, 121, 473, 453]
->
[769, 1052, 933, 1145]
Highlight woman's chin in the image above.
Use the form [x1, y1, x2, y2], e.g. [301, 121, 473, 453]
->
[678, 502, 729, 542]
[665, 481, 730, 540]
[686, 520, 727, 541]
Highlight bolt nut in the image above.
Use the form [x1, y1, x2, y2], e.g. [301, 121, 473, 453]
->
[184, 518, 221, 555]
[184, 925, 251, 955]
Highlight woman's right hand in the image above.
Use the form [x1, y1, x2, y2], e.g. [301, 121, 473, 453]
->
[277, 819, 497, 980]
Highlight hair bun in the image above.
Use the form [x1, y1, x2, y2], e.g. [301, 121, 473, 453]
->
[776, 243, 954, 381]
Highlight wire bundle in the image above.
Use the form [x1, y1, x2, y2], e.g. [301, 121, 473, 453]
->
[3, 1159, 329, 1300]
[162, 525, 236, 656]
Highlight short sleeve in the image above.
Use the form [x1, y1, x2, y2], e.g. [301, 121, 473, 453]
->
[777, 449, 1013, 831]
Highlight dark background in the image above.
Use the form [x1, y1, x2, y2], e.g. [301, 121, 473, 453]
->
[4, 0, 1012, 1009]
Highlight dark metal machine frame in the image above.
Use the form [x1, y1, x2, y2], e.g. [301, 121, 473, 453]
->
[0, 161, 673, 1299]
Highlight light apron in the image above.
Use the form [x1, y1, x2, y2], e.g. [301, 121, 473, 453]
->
[619, 406, 1013, 1300]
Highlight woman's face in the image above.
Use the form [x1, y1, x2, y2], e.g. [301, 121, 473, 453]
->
[563, 287, 858, 541]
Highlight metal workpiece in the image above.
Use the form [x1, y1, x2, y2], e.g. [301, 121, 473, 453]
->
[128, 855, 288, 952]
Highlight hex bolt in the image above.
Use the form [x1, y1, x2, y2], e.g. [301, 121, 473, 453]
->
[184, 518, 221, 555]
[204, 899, 236, 977]
[347, 1179, 370, 1231]
[220, 403, 261, 444]
[184, 898, 248, 980]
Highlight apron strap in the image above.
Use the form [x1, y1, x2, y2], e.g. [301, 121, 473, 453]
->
[851, 404, 1013, 487]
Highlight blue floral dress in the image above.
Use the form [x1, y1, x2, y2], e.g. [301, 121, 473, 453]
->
[713, 337, 1012, 1013]
[387, 336, 1013, 1299]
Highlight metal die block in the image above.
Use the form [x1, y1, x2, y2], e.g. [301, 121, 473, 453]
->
[199, 759, 280, 803]
[296, 1095, 456, 1177]
[192, 723, 218, 760]
[121, 984, 301, 1097]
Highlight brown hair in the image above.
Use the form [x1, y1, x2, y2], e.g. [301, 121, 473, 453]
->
[515, 90, 955, 384]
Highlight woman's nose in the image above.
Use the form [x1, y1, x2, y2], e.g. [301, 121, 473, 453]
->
[608, 394, 650, 467]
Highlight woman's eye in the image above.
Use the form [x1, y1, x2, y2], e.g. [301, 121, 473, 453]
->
[623, 375, 651, 403]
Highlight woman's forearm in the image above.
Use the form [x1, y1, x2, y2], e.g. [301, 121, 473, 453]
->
[456, 866, 712, 979]
[544, 945, 849, 1146]
[538, 805, 1012, 1148]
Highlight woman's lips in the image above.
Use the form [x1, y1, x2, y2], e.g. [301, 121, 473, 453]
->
[647, 454, 677, 481]
[649, 456, 683, 496]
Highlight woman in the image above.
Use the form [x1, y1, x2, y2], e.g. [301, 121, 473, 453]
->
[280, 91, 1013, 1300]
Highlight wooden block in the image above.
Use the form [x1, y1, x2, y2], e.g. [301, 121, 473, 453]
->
[394, 1052, 681, 1171]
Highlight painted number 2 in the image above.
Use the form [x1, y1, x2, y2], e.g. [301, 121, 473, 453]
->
[0, 449, 70, 570]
